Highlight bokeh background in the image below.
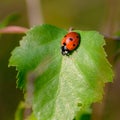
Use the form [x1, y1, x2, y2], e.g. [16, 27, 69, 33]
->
[0, 0, 120, 120]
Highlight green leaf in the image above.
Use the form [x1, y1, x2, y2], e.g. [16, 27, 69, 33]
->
[15, 101, 25, 120]
[9, 24, 113, 120]
[9, 24, 67, 89]
[15, 101, 37, 120]
[26, 113, 37, 120]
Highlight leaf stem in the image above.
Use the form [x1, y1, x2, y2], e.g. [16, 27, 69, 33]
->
[104, 34, 120, 40]
[0, 25, 120, 41]
[0, 26, 28, 34]
[25, 0, 44, 26]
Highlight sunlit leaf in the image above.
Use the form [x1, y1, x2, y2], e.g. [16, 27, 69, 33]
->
[9, 24, 113, 120]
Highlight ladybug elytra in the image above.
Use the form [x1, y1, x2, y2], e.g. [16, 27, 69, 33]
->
[61, 32, 80, 55]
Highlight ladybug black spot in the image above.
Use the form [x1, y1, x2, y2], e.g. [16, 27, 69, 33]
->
[76, 36, 79, 38]
[73, 44, 76, 46]
[69, 37, 73, 41]
[63, 42, 66, 45]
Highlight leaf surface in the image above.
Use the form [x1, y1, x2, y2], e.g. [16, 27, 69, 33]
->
[9, 24, 113, 120]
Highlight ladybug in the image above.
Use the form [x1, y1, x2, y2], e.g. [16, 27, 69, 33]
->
[61, 32, 80, 55]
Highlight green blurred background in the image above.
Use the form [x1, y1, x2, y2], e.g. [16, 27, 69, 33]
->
[0, 0, 120, 120]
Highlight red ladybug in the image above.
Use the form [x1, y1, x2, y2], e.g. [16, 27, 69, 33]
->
[61, 32, 80, 55]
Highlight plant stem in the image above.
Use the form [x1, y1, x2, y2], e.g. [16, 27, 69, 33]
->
[0, 26, 120, 41]
[104, 34, 120, 40]
[25, 0, 44, 27]
[0, 26, 28, 34]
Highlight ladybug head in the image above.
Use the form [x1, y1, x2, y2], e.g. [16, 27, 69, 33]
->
[61, 46, 70, 56]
